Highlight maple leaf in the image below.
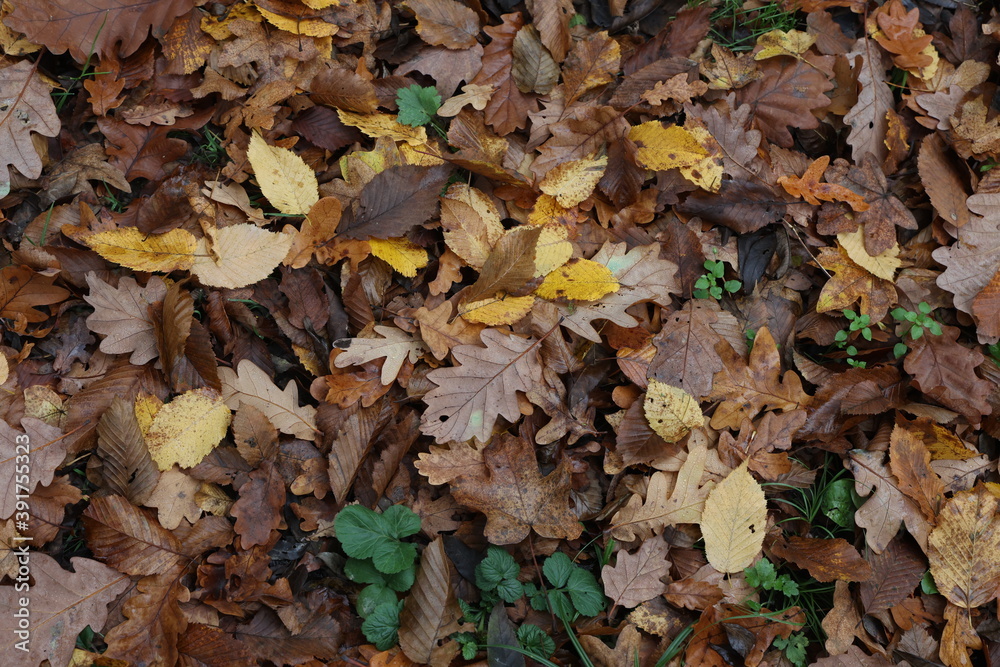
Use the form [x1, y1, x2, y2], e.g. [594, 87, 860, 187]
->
[450, 433, 582, 544]
[420, 329, 543, 444]
[734, 54, 832, 147]
[0, 59, 60, 197]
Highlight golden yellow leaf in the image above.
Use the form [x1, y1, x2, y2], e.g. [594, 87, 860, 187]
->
[398, 142, 445, 166]
[679, 125, 723, 192]
[925, 423, 979, 460]
[459, 294, 535, 326]
[86, 227, 197, 273]
[700, 462, 767, 573]
[643, 380, 703, 442]
[145, 388, 232, 470]
[440, 183, 505, 270]
[257, 6, 338, 36]
[337, 109, 428, 146]
[134, 392, 162, 437]
[247, 132, 319, 215]
[195, 482, 233, 516]
[528, 194, 577, 226]
[928, 485, 1000, 609]
[754, 29, 816, 60]
[369, 237, 429, 277]
[539, 155, 607, 207]
[629, 122, 708, 171]
[533, 225, 573, 277]
[200, 2, 260, 41]
[0, 353, 7, 386]
[837, 227, 900, 281]
[535, 258, 620, 301]
[191, 224, 295, 289]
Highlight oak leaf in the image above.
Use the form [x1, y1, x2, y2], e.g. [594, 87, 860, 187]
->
[231, 460, 284, 547]
[335, 325, 429, 385]
[102, 573, 187, 667]
[903, 325, 993, 423]
[649, 300, 741, 400]
[778, 155, 869, 211]
[0, 418, 66, 519]
[0, 265, 71, 324]
[848, 449, 929, 553]
[420, 329, 543, 443]
[84, 273, 167, 365]
[707, 327, 809, 430]
[843, 39, 893, 166]
[700, 462, 767, 573]
[735, 55, 832, 147]
[220, 360, 319, 441]
[145, 468, 201, 530]
[450, 433, 582, 544]
[0, 554, 129, 667]
[0, 60, 60, 197]
[602, 538, 671, 609]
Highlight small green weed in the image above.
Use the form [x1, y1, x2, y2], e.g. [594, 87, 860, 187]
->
[694, 259, 741, 300]
[190, 128, 227, 166]
[744, 558, 799, 597]
[833, 309, 870, 368]
[774, 632, 810, 666]
[396, 84, 447, 139]
[334, 504, 421, 650]
[891, 302, 942, 358]
[704, 0, 798, 52]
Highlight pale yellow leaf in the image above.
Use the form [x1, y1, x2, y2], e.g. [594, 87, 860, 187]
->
[0, 353, 7, 385]
[337, 109, 428, 146]
[247, 132, 319, 215]
[369, 237, 429, 277]
[440, 183, 504, 270]
[145, 388, 232, 471]
[539, 155, 607, 207]
[191, 224, 294, 289]
[144, 468, 202, 530]
[628, 122, 708, 171]
[133, 392, 162, 437]
[459, 294, 535, 325]
[23, 385, 64, 427]
[754, 29, 816, 60]
[643, 380, 703, 443]
[257, 6, 338, 36]
[700, 462, 767, 573]
[533, 224, 573, 277]
[437, 83, 494, 117]
[85, 227, 196, 272]
[928, 485, 1000, 609]
[535, 258, 619, 301]
[837, 227, 900, 281]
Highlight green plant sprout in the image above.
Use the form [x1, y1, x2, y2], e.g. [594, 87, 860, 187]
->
[774, 632, 810, 666]
[891, 302, 942, 358]
[694, 259, 741, 300]
[396, 84, 447, 139]
[833, 309, 870, 368]
[334, 504, 421, 650]
[703, 0, 798, 52]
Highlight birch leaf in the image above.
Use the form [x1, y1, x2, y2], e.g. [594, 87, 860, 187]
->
[247, 132, 318, 215]
[700, 462, 767, 573]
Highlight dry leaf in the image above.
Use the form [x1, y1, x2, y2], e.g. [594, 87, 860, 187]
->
[700, 462, 766, 573]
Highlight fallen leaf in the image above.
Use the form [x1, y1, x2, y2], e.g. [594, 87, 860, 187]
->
[602, 537, 671, 609]
[700, 462, 767, 573]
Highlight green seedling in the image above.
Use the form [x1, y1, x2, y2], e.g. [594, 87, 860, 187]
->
[891, 302, 942, 358]
[694, 259, 742, 300]
[396, 84, 447, 139]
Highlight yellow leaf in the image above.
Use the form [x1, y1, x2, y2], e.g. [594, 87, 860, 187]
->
[399, 142, 445, 166]
[643, 380, 703, 442]
[926, 423, 979, 460]
[533, 224, 573, 277]
[23, 385, 64, 427]
[0, 353, 7, 386]
[679, 124, 723, 192]
[191, 224, 295, 289]
[539, 155, 607, 207]
[700, 462, 767, 573]
[257, 6, 339, 36]
[145, 388, 232, 470]
[528, 194, 578, 226]
[928, 486, 1000, 609]
[86, 227, 197, 272]
[629, 122, 708, 171]
[754, 29, 816, 60]
[134, 392, 162, 437]
[247, 132, 319, 215]
[535, 258, 620, 301]
[837, 227, 900, 281]
[338, 109, 428, 146]
[440, 183, 505, 270]
[369, 237, 429, 277]
[459, 294, 535, 326]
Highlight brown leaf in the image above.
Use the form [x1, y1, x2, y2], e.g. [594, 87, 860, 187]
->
[0, 418, 68, 519]
[578, 623, 642, 667]
[470, 13, 539, 135]
[98, 117, 189, 181]
[821, 581, 863, 657]
[928, 485, 1000, 609]
[530, 0, 573, 62]
[231, 460, 285, 548]
[0, 60, 60, 195]
[103, 573, 187, 667]
[602, 537, 671, 609]
[325, 398, 395, 503]
[405, 0, 480, 49]
[904, 325, 993, 423]
[338, 164, 451, 240]
[450, 433, 582, 544]
[178, 624, 254, 666]
[0, 265, 70, 324]
[828, 154, 917, 256]
[676, 179, 786, 234]
[843, 39, 893, 166]
[84, 273, 167, 365]
[735, 55, 832, 147]
[649, 300, 733, 400]
[772, 536, 873, 583]
[232, 404, 278, 466]
[399, 537, 466, 663]
[663, 577, 724, 611]
[420, 329, 543, 443]
[859, 534, 926, 615]
[889, 424, 946, 521]
[848, 449, 929, 553]
[0, 554, 129, 667]
[310, 66, 379, 114]
[82, 494, 185, 575]
[96, 396, 159, 505]
[918, 126, 970, 228]
[463, 226, 542, 304]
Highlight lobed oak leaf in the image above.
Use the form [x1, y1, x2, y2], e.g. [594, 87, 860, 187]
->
[0, 418, 67, 519]
[754, 29, 815, 60]
[420, 328, 543, 443]
[220, 360, 319, 441]
[450, 433, 582, 544]
[601, 538, 671, 609]
[84, 273, 167, 365]
[0, 554, 129, 667]
[412, 302, 484, 360]
[103, 574, 188, 665]
[848, 449, 929, 553]
[778, 155, 869, 211]
[700, 462, 767, 573]
[415, 440, 487, 486]
[334, 325, 429, 385]
[232, 460, 284, 548]
[0, 265, 71, 324]
[903, 325, 993, 423]
[707, 327, 809, 431]
[611, 437, 712, 540]
[0, 58, 60, 197]
[145, 468, 201, 530]
[871, 0, 935, 74]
